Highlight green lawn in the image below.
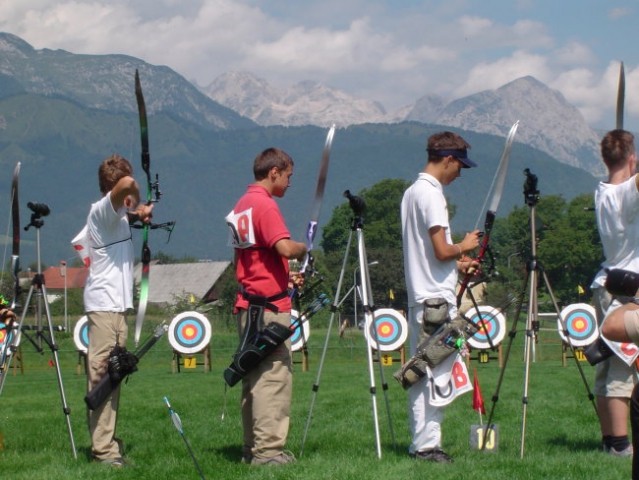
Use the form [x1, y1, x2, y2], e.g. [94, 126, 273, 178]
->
[0, 315, 631, 480]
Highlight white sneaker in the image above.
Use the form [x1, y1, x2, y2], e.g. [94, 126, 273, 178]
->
[604, 444, 633, 457]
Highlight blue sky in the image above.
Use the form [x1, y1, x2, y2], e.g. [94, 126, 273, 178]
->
[0, 0, 637, 129]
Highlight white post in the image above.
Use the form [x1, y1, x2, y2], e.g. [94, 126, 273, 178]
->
[60, 261, 67, 331]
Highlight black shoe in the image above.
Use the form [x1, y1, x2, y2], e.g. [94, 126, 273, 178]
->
[412, 448, 453, 463]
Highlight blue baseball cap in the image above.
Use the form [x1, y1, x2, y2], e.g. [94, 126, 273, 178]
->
[427, 148, 477, 168]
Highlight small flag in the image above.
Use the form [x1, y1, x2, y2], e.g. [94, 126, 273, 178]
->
[577, 285, 585, 295]
[389, 289, 395, 301]
[472, 369, 486, 415]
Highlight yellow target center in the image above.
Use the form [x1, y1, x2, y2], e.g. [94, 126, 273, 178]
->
[184, 326, 196, 339]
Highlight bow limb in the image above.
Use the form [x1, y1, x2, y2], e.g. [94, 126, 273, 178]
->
[457, 121, 519, 306]
[299, 124, 336, 276]
[616, 61, 625, 130]
[134, 69, 152, 347]
[10, 162, 21, 310]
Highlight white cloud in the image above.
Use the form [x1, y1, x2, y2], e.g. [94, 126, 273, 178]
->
[454, 51, 551, 97]
[0, 0, 633, 128]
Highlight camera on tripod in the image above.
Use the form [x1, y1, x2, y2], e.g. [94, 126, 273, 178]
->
[27, 202, 50, 217]
[523, 168, 539, 206]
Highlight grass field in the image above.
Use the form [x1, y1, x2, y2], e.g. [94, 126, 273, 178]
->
[0, 314, 632, 480]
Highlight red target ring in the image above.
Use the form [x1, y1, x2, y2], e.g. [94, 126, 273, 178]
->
[558, 303, 598, 347]
[168, 312, 212, 354]
[364, 308, 408, 351]
[290, 309, 310, 352]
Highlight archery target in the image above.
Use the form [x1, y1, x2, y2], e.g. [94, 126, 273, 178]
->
[558, 303, 598, 347]
[466, 306, 506, 350]
[364, 308, 408, 351]
[0, 320, 15, 358]
[168, 311, 212, 354]
[73, 316, 90, 354]
[290, 309, 310, 352]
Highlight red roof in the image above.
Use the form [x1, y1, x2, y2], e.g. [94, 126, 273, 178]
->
[43, 266, 88, 289]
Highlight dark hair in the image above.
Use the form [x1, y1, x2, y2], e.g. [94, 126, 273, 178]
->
[253, 148, 294, 180]
[426, 131, 471, 162]
[98, 154, 133, 195]
[601, 129, 635, 170]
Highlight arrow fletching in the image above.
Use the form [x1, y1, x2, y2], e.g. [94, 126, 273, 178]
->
[164, 396, 184, 435]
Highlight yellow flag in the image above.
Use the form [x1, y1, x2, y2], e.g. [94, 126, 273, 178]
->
[577, 285, 585, 295]
[389, 289, 395, 301]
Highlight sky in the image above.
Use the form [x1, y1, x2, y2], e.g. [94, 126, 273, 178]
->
[0, 0, 638, 130]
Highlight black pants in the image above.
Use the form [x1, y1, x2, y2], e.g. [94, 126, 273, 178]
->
[632, 382, 639, 480]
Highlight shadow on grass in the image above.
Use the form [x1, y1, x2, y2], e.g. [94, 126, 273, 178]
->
[547, 434, 600, 452]
[211, 443, 243, 463]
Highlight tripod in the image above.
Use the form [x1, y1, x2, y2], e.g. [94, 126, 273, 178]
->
[300, 190, 395, 459]
[0, 204, 77, 458]
[481, 169, 596, 458]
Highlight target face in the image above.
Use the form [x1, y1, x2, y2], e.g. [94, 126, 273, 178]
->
[290, 309, 310, 352]
[168, 311, 212, 354]
[73, 316, 90, 354]
[558, 303, 598, 347]
[0, 321, 15, 358]
[364, 308, 408, 351]
[466, 306, 506, 350]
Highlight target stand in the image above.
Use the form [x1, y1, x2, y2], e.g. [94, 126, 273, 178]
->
[73, 316, 89, 375]
[557, 303, 598, 366]
[364, 309, 408, 367]
[168, 312, 212, 373]
[291, 309, 310, 371]
[465, 306, 507, 368]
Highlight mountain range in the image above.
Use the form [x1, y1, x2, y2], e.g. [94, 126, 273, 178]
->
[204, 72, 605, 176]
[0, 32, 603, 267]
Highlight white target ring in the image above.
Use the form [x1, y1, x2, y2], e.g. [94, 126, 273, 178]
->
[290, 309, 310, 352]
[73, 316, 90, 354]
[558, 303, 598, 347]
[168, 311, 212, 354]
[466, 305, 507, 350]
[364, 308, 408, 351]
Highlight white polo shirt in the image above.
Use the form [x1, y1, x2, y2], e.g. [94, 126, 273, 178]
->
[83, 192, 134, 312]
[401, 172, 458, 308]
[591, 175, 639, 289]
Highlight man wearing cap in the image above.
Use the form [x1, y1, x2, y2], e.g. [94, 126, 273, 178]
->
[400, 131, 480, 463]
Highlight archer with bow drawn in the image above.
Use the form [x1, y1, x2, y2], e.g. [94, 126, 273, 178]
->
[224, 148, 307, 466]
[79, 154, 152, 467]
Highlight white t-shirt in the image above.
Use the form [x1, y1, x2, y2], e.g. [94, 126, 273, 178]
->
[83, 192, 134, 312]
[591, 175, 639, 288]
[401, 172, 458, 308]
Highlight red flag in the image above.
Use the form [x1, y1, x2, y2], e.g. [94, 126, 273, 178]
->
[472, 369, 486, 414]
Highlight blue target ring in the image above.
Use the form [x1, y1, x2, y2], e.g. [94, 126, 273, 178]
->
[168, 312, 212, 354]
[558, 303, 598, 347]
[365, 309, 408, 351]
